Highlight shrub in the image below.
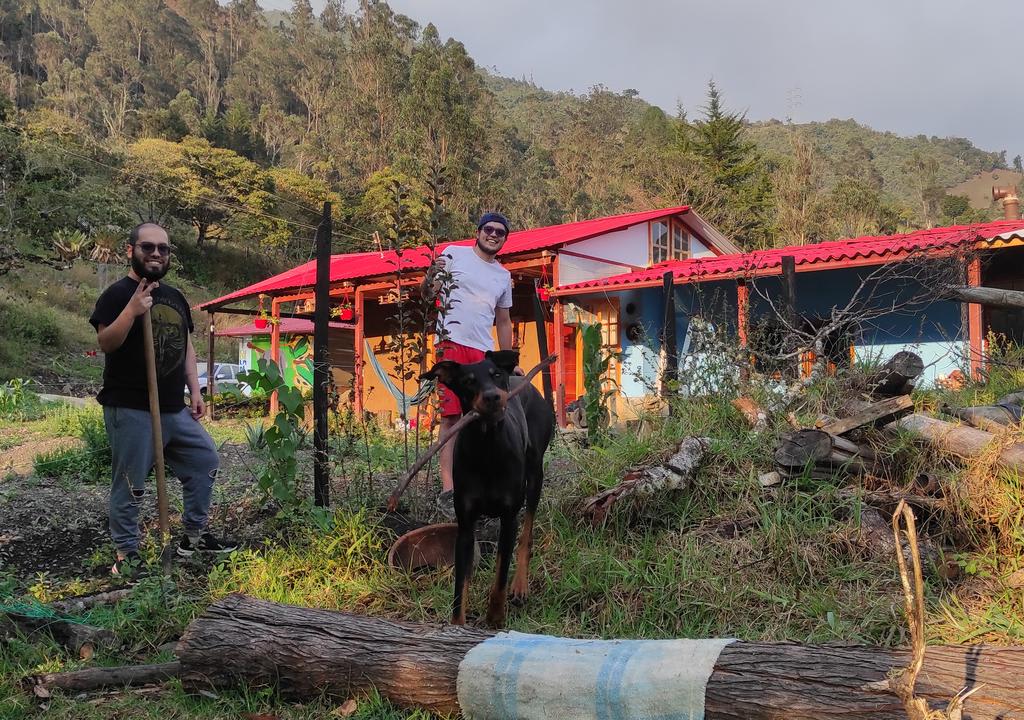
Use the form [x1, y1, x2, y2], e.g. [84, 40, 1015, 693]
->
[0, 297, 62, 348]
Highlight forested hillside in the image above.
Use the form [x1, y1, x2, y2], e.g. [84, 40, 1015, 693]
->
[0, 0, 1012, 284]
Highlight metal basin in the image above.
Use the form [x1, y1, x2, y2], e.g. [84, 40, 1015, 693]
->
[387, 523, 461, 571]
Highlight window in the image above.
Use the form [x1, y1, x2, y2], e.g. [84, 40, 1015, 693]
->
[650, 219, 690, 264]
[651, 221, 670, 264]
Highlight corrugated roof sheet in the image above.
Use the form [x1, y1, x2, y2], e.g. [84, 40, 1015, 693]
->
[556, 220, 1024, 293]
[199, 206, 690, 310]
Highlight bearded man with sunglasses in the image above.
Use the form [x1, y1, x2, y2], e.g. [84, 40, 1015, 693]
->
[422, 212, 521, 518]
[90, 223, 235, 577]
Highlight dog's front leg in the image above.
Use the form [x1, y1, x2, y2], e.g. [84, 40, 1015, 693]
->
[452, 522, 476, 625]
[485, 511, 518, 628]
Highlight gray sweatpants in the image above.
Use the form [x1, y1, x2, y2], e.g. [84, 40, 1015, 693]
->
[103, 406, 219, 553]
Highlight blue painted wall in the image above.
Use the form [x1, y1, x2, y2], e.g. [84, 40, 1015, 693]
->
[611, 265, 965, 396]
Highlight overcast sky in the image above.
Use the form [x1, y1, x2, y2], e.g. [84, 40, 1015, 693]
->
[263, 0, 1024, 159]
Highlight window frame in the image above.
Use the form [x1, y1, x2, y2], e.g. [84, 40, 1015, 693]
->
[649, 218, 690, 265]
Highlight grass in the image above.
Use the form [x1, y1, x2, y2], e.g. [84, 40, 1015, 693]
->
[2, 363, 1024, 718]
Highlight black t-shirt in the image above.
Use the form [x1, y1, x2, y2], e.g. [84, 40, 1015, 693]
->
[89, 277, 194, 412]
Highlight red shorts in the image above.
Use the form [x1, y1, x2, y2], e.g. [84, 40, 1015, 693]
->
[436, 341, 486, 417]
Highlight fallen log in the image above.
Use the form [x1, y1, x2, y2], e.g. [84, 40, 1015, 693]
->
[821, 395, 915, 436]
[868, 351, 924, 397]
[894, 413, 1024, 471]
[25, 662, 181, 694]
[582, 436, 710, 523]
[942, 404, 1019, 433]
[159, 594, 1024, 719]
[950, 285, 1024, 310]
[2, 611, 118, 658]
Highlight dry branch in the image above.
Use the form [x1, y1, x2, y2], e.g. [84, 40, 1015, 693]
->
[582, 436, 710, 523]
[1, 612, 118, 658]
[25, 662, 181, 694]
[50, 588, 134, 615]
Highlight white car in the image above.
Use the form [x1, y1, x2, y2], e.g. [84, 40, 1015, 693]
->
[185, 363, 251, 397]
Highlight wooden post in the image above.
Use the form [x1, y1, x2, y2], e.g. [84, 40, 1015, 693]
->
[532, 279, 553, 406]
[270, 298, 281, 416]
[736, 279, 749, 348]
[353, 287, 365, 416]
[312, 201, 332, 508]
[207, 312, 215, 420]
[966, 257, 984, 380]
[781, 255, 798, 377]
[661, 271, 677, 412]
[553, 300, 565, 426]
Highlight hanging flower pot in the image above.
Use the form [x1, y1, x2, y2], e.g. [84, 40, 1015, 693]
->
[254, 316, 268, 330]
[537, 285, 551, 302]
[338, 306, 354, 321]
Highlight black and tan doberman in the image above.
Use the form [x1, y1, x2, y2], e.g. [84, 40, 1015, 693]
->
[421, 349, 554, 627]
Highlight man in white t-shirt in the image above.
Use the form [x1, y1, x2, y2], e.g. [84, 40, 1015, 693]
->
[422, 212, 519, 513]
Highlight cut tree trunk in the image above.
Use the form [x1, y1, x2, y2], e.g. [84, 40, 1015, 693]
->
[950, 285, 1024, 310]
[868, 351, 924, 397]
[164, 594, 1024, 719]
[774, 429, 875, 479]
[895, 413, 1024, 471]
[943, 405, 1017, 433]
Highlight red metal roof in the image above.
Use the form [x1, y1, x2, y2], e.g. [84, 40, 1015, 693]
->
[198, 206, 690, 310]
[216, 318, 354, 337]
[555, 220, 1024, 294]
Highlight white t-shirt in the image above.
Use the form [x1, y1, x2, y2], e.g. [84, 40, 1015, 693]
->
[436, 245, 513, 351]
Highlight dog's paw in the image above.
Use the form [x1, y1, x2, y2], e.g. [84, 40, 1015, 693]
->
[509, 574, 530, 605]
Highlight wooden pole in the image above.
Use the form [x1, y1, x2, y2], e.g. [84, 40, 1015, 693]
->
[353, 287, 365, 416]
[269, 298, 281, 416]
[166, 594, 1024, 719]
[207, 312, 215, 421]
[966, 257, 984, 380]
[532, 279, 553, 406]
[781, 255, 798, 377]
[141, 310, 170, 571]
[661, 271, 677, 412]
[950, 285, 1024, 310]
[312, 201, 332, 508]
[553, 299, 566, 426]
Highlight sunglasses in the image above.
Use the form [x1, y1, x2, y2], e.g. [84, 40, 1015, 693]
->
[135, 242, 171, 256]
[480, 225, 508, 238]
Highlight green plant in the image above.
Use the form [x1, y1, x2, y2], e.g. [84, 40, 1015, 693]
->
[243, 420, 267, 451]
[580, 323, 616, 443]
[238, 359, 307, 510]
[0, 378, 43, 420]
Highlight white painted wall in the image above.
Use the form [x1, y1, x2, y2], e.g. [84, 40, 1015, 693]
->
[557, 224, 649, 286]
[556, 215, 721, 286]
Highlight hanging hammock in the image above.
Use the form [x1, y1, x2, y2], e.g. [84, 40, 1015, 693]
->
[363, 340, 436, 418]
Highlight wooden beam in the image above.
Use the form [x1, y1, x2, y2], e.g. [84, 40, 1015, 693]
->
[736, 279, 749, 347]
[661, 271, 677, 408]
[950, 285, 1024, 310]
[207, 313, 215, 421]
[966, 257, 984, 380]
[269, 298, 281, 416]
[820, 395, 915, 436]
[353, 287, 365, 416]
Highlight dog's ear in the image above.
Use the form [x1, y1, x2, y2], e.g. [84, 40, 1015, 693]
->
[420, 360, 460, 387]
[486, 350, 519, 374]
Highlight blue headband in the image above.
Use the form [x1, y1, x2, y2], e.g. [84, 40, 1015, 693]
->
[477, 212, 510, 232]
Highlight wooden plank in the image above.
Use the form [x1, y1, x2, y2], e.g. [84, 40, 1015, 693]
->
[821, 395, 914, 436]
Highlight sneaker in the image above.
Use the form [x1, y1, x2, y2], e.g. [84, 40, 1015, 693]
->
[111, 551, 143, 578]
[177, 533, 238, 557]
[435, 489, 456, 522]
